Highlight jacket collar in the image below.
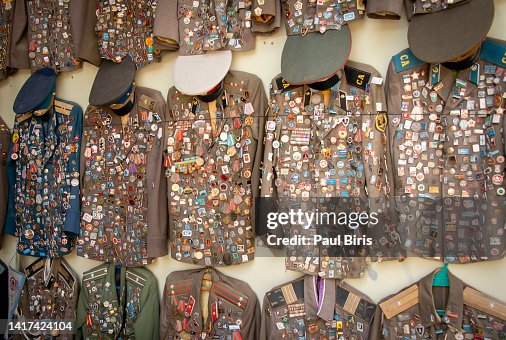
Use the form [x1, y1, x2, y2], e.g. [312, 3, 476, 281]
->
[419, 269, 464, 329]
[304, 275, 335, 322]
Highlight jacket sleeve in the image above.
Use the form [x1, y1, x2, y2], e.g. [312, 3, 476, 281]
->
[363, 67, 401, 259]
[159, 277, 170, 340]
[4, 123, 17, 236]
[146, 91, 169, 259]
[366, 0, 404, 19]
[134, 277, 160, 340]
[259, 295, 275, 340]
[250, 76, 268, 232]
[63, 104, 83, 235]
[241, 291, 261, 340]
[9, 0, 29, 69]
[70, 0, 101, 66]
[251, 0, 281, 34]
[153, 0, 180, 50]
[75, 280, 89, 339]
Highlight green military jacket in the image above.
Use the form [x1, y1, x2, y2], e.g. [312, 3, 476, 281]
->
[76, 263, 160, 340]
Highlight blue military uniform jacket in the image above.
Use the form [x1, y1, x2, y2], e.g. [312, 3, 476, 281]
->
[5, 98, 82, 258]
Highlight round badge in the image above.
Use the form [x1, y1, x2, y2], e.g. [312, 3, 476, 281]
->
[448, 188, 455, 196]
[497, 155, 505, 164]
[71, 178, 79, 187]
[416, 173, 424, 181]
[281, 135, 289, 143]
[293, 152, 302, 161]
[319, 160, 328, 168]
[25, 229, 34, 240]
[492, 174, 503, 185]
[145, 37, 154, 46]
[272, 141, 280, 148]
[194, 251, 203, 260]
[196, 157, 205, 166]
[411, 122, 421, 132]
[497, 187, 505, 196]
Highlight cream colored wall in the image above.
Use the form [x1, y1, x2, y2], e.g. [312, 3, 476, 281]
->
[1, 1, 506, 306]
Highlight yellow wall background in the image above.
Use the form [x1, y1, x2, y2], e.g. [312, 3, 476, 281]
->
[1, 1, 506, 305]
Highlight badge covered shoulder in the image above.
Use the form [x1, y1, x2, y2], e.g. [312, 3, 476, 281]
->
[392, 48, 424, 73]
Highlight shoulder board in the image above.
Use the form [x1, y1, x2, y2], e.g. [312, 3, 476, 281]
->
[344, 66, 371, 91]
[126, 269, 147, 287]
[464, 287, 506, 320]
[54, 99, 73, 116]
[138, 94, 158, 111]
[24, 258, 45, 278]
[166, 278, 193, 296]
[274, 76, 299, 93]
[480, 39, 506, 68]
[266, 278, 304, 310]
[83, 266, 108, 282]
[16, 112, 32, 123]
[392, 49, 424, 73]
[336, 285, 377, 323]
[379, 284, 419, 320]
[213, 282, 249, 310]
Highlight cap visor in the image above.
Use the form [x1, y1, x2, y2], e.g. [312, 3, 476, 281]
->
[408, 0, 494, 63]
[281, 26, 351, 85]
[173, 51, 232, 95]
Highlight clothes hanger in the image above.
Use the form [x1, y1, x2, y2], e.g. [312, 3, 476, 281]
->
[432, 263, 450, 317]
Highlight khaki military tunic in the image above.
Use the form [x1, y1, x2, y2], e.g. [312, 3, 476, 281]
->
[76, 263, 160, 340]
[261, 276, 380, 339]
[0, 117, 10, 246]
[385, 39, 506, 263]
[78, 87, 168, 266]
[16, 257, 78, 340]
[0, 0, 21, 79]
[160, 268, 261, 340]
[5, 99, 82, 258]
[165, 70, 267, 266]
[379, 269, 506, 340]
[260, 61, 398, 278]
[153, 0, 279, 55]
[11, 0, 81, 72]
[94, 0, 159, 68]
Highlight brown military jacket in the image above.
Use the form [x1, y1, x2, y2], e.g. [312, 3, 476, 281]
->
[379, 269, 506, 339]
[78, 86, 168, 266]
[15, 257, 78, 340]
[165, 70, 267, 266]
[10, 0, 101, 72]
[385, 39, 506, 263]
[160, 268, 261, 340]
[153, 0, 280, 55]
[260, 61, 398, 278]
[92, 0, 159, 68]
[261, 276, 380, 339]
[0, 116, 10, 246]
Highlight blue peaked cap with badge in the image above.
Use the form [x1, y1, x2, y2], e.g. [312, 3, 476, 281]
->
[13, 68, 56, 115]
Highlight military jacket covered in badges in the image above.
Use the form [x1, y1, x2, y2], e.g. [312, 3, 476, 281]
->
[165, 70, 267, 266]
[76, 263, 160, 340]
[0, 116, 10, 245]
[379, 269, 506, 340]
[386, 39, 506, 263]
[5, 99, 82, 258]
[260, 276, 379, 339]
[260, 61, 397, 278]
[282, 0, 364, 35]
[78, 87, 168, 266]
[11, 0, 80, 73]
[95, 0, 158, 68]
[0, 0, 19, 79]
[160, 268, 261, 340]
[16, 257, 78, 340]
[153, 0, 279, 55]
